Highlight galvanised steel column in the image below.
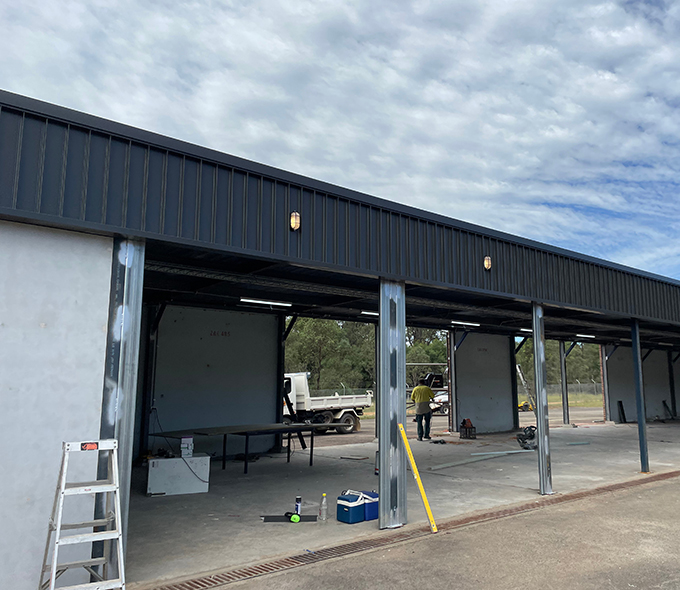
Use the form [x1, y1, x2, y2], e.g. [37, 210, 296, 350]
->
[375, 323, 380, 440]
[559, 341, 570, 425]
[631, 319, 650, 473]
[378, 279, 407, 528]
[98, 239, 146, 555]
[667, 351, 677, 419]
[600, 345, 611, 421]
[532, 303, 553, 495]
[446, 330, 457, 433]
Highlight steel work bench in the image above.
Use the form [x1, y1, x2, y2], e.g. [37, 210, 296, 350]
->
[151, 423, 316, 474]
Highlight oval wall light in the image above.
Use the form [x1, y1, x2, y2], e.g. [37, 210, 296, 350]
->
[483, 255, 492, 270]
[290, 211, 301, 231]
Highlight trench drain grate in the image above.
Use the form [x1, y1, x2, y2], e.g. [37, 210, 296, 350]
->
[147, 469, 680, 590]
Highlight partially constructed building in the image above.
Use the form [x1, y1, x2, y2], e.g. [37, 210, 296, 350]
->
[2, 90, 679, 590]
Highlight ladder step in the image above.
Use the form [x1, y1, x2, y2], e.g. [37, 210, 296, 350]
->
[59, 517, 115, 530]
[64, 482, 117, 495]
[53, 579, 123, 590]
[59, 530, 120, 545]
[43, 557, 108, 573]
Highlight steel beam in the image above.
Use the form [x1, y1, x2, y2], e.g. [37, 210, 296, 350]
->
[532, 303, 553, 495]
[600, 345, 611, 421]
[446, 331, 458, 433]
[378, 280, 407, 528]
[559, 341, 570, 425]
[282, 315, 298, 342]
[455, 331, 469, 351]
[631, 319, 650, 473]
[515, 336, 529, 355]
[606, 344, 619, 362]
[510, 337, 519, 430]
[97, 239, 145, 566]
[668, 351, 677, 419]
[565, 341, 578, 357]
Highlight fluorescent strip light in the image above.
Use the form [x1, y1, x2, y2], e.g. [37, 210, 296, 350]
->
[240, 297, 292, 307]
[520, 328, 533, 333]
[451, 320, 480, 327]
[576, 334, 596, 339]
[620, 338, 632, 343]
[361, 311, 380, 317]
[659, 342, 674, 347]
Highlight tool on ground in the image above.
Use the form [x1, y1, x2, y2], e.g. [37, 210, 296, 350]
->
[294, 495, 302, 515]
[517, 425, 538, 450]
[39, 439, 125, 590]
[397, 423, 438, 533]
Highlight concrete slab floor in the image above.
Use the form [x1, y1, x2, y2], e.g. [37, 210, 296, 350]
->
[126, 421, 680, 588]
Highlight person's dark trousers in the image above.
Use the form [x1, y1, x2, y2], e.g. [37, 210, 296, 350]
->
[416, 411, 432, 439]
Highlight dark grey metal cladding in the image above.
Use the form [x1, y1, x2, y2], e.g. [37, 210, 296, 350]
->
[1, 93, 680, 325]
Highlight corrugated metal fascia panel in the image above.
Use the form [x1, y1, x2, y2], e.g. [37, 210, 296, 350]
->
[2, 93, 680, 325]
[2, 88, 679, 286]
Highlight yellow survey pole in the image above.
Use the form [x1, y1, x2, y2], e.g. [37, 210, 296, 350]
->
[397, 423, 438, 533]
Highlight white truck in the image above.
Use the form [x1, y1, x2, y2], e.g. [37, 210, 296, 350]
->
[282, 372, 373, 434]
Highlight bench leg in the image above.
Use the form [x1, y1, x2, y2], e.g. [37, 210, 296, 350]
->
[244, 434, 249, 474]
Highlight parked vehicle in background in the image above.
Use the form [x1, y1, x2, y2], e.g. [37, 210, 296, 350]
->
[406, 372, 451, 415]
[430, 391, 450, 415]
[282, 373, 372, 434]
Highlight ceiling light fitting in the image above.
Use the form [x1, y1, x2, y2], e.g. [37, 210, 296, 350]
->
[361, 311, 380, 317]
[576, 334, 596, 339]
[240, 297, 292, 307]
[450, 320, 480, 327]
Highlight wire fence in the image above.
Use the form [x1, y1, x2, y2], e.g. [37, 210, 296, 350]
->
[546, 383, 602, 396]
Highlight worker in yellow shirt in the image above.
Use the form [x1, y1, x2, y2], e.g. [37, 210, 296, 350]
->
[411, 378, 435, 440]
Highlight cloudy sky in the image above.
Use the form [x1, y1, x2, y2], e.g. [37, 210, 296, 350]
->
[2, 1, 680, 278]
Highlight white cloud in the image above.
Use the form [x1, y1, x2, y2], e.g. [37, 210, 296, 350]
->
[2, 0, 680, 277]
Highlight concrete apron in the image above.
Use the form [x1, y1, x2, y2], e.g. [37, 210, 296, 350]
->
[126, 420, 680, 588]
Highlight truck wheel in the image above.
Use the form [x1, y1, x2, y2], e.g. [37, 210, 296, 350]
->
[336, 413, 357, 434]
[282, 416, 292, 425]
[314, 411, 334, 433]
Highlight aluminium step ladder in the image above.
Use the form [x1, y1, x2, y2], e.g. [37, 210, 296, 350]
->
[39, 440, 126, 590]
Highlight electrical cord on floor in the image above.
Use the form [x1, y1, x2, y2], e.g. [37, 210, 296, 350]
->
[150, 408, 210, 484]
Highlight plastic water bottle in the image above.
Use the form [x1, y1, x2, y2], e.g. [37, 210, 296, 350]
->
[295, 495, 302, 515]
[318, 493, 328, 522]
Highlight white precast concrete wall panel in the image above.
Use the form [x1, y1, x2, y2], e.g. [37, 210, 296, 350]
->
[0, 221, 113, 590]
[152, 307, 278, 456]
[456, 333, 514, 433]
[674, 359, 680, 415]
[607, 347, 671, 422]
[643, 351, 671, 419]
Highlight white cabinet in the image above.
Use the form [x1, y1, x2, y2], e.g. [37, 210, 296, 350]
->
[147, 453, 210, 496]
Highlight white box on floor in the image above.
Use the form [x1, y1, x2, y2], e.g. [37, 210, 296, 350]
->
[147, 453, 210, 496]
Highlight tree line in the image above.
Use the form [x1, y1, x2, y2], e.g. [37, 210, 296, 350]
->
[284, 318, 602, 392]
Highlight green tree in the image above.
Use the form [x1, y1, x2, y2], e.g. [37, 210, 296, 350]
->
[284, 318, 345, 390]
